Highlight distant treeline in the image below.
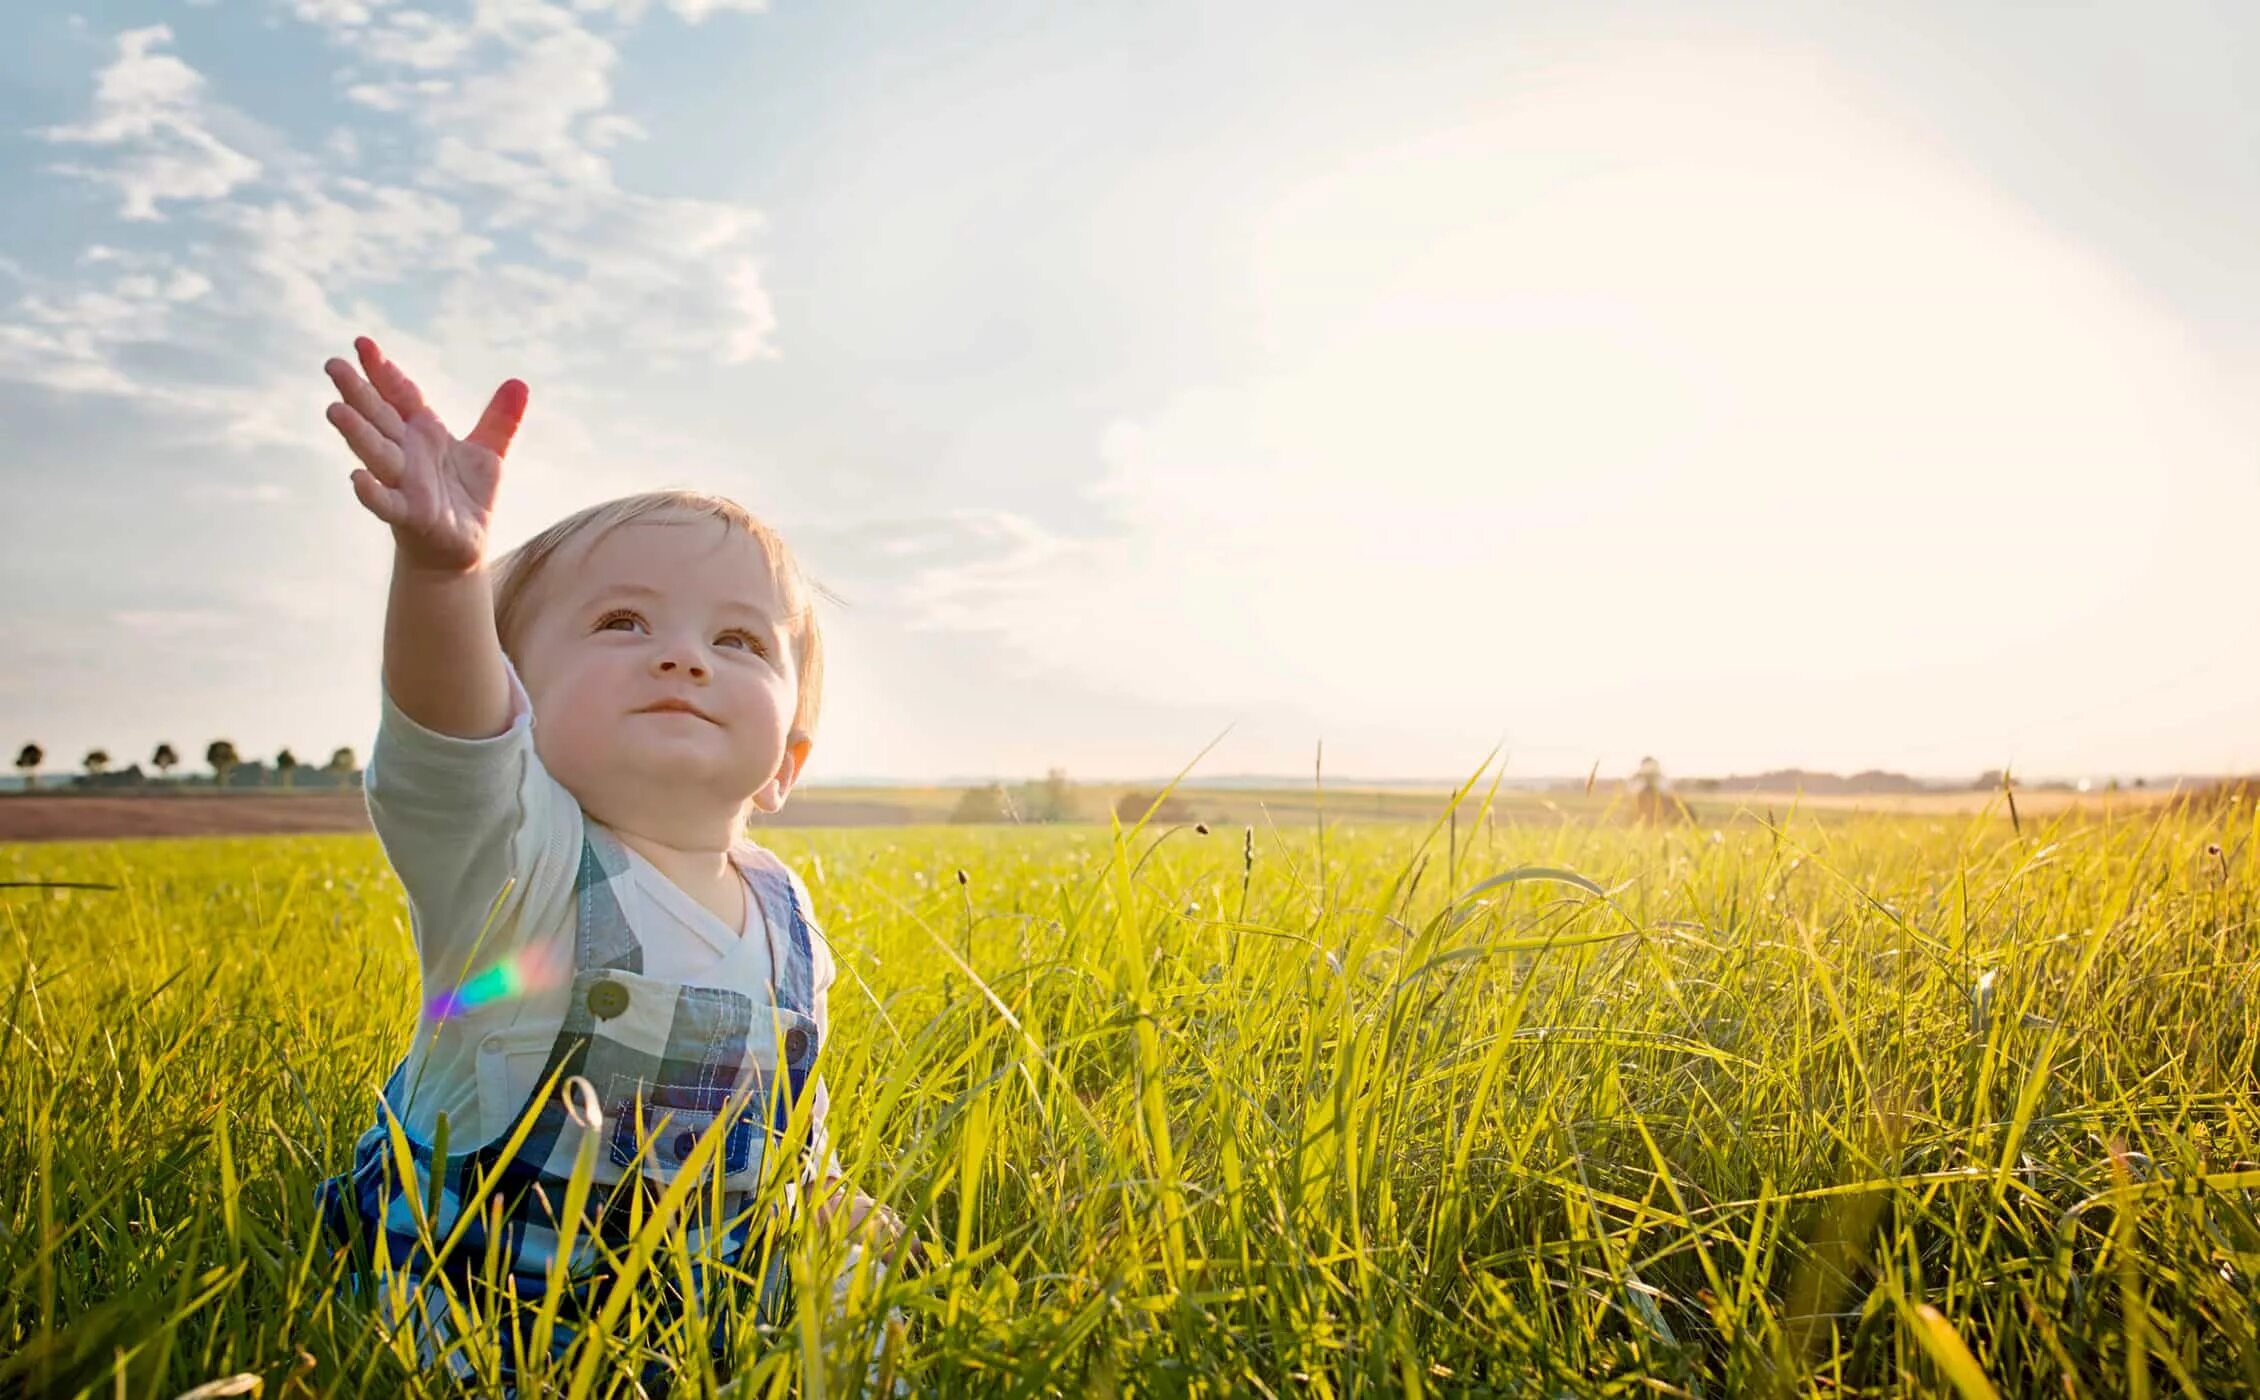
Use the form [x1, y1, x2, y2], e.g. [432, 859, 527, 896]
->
[9, 741, 362, 793]
[946, 768, 1202, 825]
[1676, 768, 2141, 795]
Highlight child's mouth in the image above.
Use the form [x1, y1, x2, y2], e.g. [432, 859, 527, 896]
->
[637, 702, 717, 723]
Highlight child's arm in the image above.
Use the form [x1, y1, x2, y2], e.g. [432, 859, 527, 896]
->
[382, 563, 509, 739]
[325, 335, 527, 740]
[324, 338, 581, 985]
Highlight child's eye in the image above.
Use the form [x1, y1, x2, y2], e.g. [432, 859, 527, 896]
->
[595, 610, 765, 655]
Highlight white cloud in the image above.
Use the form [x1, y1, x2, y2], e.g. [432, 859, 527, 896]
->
[344, 81, 410, 112]
[215, 180, 494, 285]
[902, 509, 1087, 634]
[583, 112, 644, 149]
[40, 25, 261, 221]
[5, 0, 778, 475]
[897, 44, 2260, 773]
[361, 7, 474, 67]
[410, 9, 618, 184]
[571, 0, 769, 24]
[291, 0, 387, 25]
[311, 0, 780, 366]
[662, 0, 767, 19]
[0, 246, 229, 397]
[0, 324, 136, 395]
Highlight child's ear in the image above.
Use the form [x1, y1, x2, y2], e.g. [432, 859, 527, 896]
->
[751, 732, 813, 814]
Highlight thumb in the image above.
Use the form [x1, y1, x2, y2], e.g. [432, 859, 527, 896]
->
[465, 378, 530, 458]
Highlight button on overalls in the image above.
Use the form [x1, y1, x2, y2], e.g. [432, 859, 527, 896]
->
[316, 820, 823, 1389]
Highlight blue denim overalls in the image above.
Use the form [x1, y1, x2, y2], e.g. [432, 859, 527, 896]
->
[316, 818, 823, 1390]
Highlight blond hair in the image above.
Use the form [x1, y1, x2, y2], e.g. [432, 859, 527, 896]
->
[488, 490, 828, 745]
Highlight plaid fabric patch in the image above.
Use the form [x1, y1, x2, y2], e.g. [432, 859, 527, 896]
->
[322, 1159, 795, 1393]
[317, 820, 825, 1341]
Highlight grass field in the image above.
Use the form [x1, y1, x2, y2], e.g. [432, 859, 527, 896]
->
[3, 776, 2257, 1396]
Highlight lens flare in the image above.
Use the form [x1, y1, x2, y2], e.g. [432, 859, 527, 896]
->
[426, 956, 528, 1021]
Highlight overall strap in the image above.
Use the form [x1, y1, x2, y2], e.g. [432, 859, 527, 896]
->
[575, 820, 645, 974]
[761, 861, 815, 1016]
[742, 856, 818, 1120]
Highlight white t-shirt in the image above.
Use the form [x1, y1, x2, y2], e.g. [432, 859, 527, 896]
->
[361, 651, 837, 1177]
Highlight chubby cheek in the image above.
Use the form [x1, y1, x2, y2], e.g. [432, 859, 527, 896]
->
[530, 679, 627, 789]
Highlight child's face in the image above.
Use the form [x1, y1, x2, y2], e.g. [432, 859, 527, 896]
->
[514, 517, 811, 834]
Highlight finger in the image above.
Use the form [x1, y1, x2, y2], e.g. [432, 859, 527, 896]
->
[349, 466, 405, 527]
[324, 357, 405, 441]
[326, 402, 405, 483]
[465, 378, 529, 458]
[355, 335, 431, 427]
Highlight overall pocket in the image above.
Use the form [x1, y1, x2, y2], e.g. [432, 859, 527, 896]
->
[603, 1082, 761, 1178]
[474, 1024, 563, 1132]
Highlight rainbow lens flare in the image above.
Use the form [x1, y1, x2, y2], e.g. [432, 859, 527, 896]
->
[426, 956, 529, 1021]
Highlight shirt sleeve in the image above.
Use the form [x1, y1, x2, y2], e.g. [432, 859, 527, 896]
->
[362, 650, 583, 992]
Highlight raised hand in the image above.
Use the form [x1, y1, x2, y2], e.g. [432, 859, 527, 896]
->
[324, 336, 528, 574]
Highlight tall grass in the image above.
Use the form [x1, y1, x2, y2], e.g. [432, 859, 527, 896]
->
[3, 782, 2257, 1396]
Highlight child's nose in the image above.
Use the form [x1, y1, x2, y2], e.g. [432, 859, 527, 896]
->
[659, 657, 707, 678]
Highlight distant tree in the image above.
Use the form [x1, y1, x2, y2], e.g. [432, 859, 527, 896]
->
[152, 742, 179, 782]
[1629, 755, 1693, 825]
[84, 749, 110, 776]
[14, 743, 41, 793]
[1114, 790, 1193, 825]
[1017, 767, 1083, 822]
[207, 739, 240, 789]
[276, 748, 300, 789]
[949, 783, 1016, 824]
[326, 745, 358, 778]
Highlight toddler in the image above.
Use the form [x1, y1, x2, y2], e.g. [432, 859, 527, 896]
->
[311, 336, 909, 1393]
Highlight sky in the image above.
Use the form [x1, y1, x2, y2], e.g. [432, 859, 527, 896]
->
[2, 0, 2257, 787]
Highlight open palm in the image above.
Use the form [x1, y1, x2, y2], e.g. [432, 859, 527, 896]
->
[324, 336, 528, 573]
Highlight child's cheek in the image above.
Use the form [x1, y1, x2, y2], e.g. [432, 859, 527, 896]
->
[532, 696, 612, 795]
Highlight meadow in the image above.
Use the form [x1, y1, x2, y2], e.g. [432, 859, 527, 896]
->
[3, 777, 2257, 1397]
